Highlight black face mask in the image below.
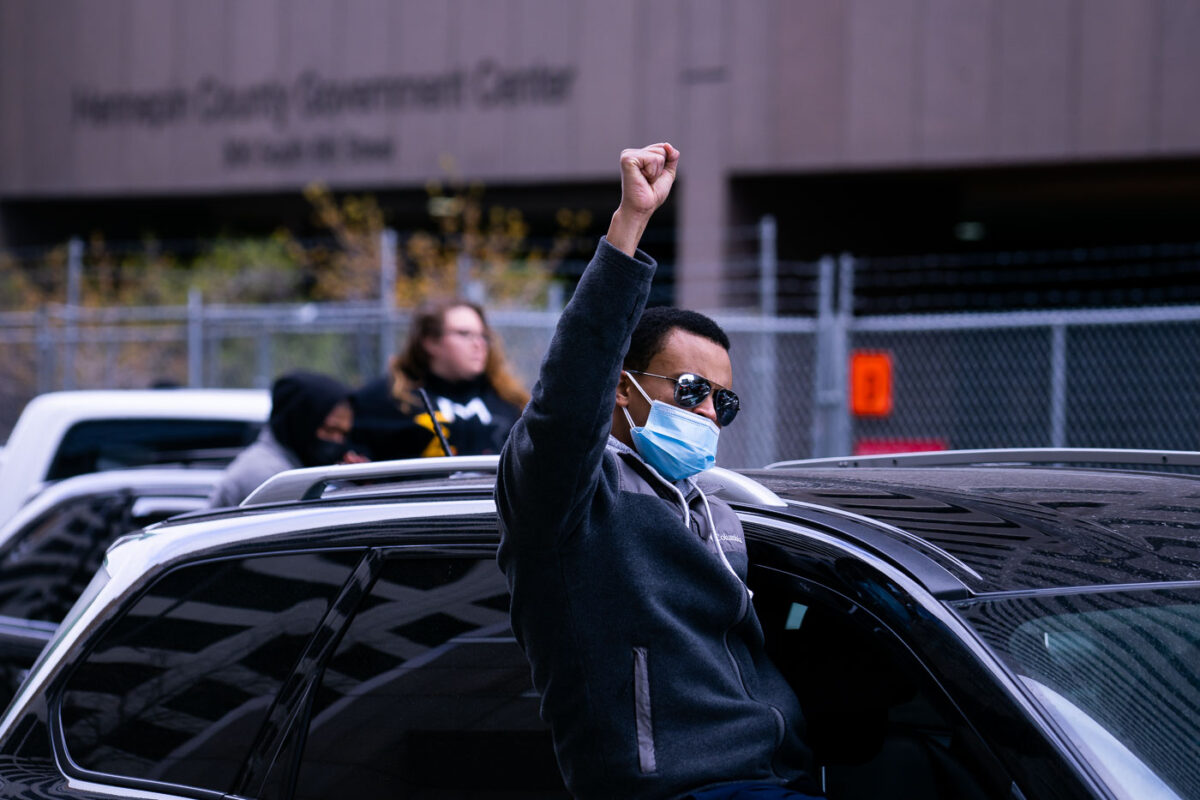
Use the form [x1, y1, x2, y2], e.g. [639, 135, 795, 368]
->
[304, 437, 354, 467]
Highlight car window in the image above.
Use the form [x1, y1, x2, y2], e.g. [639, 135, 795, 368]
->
[269, 553, 567, 800]
[58, 549, 363, 794]
[749, 565, 1009, 800]
[0, 493, 136, 624]
[46, 418, 260, 480]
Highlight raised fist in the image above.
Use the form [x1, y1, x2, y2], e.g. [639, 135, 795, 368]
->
[618, 143, 680, 218]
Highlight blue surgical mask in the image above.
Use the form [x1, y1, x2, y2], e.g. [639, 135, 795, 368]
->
[622, 372, 720, 481]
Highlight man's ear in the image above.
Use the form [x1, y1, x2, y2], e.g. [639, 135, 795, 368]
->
[615, 370, 633, 408]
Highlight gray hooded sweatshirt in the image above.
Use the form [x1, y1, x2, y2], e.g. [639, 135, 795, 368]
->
[496, 237, 812, 799]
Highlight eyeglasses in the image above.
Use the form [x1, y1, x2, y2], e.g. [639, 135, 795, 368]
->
[444, 328, 490, 344]
[626, 370, 740, 426]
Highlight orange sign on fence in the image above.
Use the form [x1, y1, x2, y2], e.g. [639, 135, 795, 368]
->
[850, 350, 893, 417]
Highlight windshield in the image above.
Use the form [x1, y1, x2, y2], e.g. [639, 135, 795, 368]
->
[957, 587, 1200, 800]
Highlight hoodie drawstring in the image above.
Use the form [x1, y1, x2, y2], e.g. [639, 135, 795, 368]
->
[690, 480, 744, 588]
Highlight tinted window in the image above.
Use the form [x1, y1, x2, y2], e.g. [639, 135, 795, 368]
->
[275, 555, 566, 799]
[46, 419, 260, 480]
[0, 493, 134, 624]
[60, 550, 361, 793]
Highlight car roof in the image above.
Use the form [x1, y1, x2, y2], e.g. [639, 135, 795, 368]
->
[0, 468, 223, 550]
[140, 454, 1200, 599]
[13, 388, 270, 419]
[748, 465, 1200, 594]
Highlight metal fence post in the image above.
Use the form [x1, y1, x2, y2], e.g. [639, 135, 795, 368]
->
[811, 256, 835, 457]
[36, 306, 54, 394]
[745, 215, 779, 466]
[63, 237, 83, 390]
[811, 254, 853, 457]
[187, 288, 204, 387]
[759, 216, 777, 319]
[379, 228, 398, 375]
[1049, 323, 1067, 447]
[256, 311, 273, 389]
[458, 252, 486, 305]
[834, 253, 855, 455]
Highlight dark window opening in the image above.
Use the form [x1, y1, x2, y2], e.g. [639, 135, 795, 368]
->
[731, 159, 1200, 315]
[273, 555, 566, 800]
[750, 567, 1010, 800]
[46, 418, 261, 481]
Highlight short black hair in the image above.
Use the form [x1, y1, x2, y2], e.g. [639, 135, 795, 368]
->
[623, 306, 731, 372]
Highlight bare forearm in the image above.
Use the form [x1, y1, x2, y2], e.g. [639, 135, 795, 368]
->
[607, 207, 653, 258]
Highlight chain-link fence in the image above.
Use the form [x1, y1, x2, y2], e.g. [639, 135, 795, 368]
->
[4, 291, 1199, 466]
[848, 307, 1200, 456]
[5, 220, 1200, 464]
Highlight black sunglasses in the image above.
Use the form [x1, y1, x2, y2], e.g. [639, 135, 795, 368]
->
[627, 370, 741, 426]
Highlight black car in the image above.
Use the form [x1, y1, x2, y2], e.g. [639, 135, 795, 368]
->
[0, 451, 1197, 800]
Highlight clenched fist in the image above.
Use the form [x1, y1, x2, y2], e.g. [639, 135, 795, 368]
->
[608, 142, 680, 257]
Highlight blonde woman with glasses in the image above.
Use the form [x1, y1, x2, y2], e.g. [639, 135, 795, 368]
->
[351, 299, 529, 460]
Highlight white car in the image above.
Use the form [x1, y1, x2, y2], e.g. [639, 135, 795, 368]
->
[0, 467, 224, 707]
[0, 388, 269, 525]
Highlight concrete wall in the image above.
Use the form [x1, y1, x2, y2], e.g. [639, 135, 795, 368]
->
[754, 0, 1200, 170]
[3, 0, 1199, 308]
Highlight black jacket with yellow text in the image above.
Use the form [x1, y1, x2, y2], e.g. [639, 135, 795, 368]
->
[352, 373, 520, 459]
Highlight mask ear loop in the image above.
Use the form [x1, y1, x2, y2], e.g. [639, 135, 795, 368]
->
[621, 371, 655, 429]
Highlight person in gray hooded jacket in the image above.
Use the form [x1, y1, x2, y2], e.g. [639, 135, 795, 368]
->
[208, 370, 366, 508]
[496, 144, 818, 800]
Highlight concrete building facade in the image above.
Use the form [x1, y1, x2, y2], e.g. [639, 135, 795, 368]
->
[3, 0, 1200, 310]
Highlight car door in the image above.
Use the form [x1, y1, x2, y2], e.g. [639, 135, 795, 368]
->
[2, 547, 369, 799]
[739, 513, 1098, 800]
[250, 536, 566, 800]
[3, 509, 565, 800]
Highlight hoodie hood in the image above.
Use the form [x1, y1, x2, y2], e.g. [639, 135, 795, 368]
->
[268, 370, 351, 467]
